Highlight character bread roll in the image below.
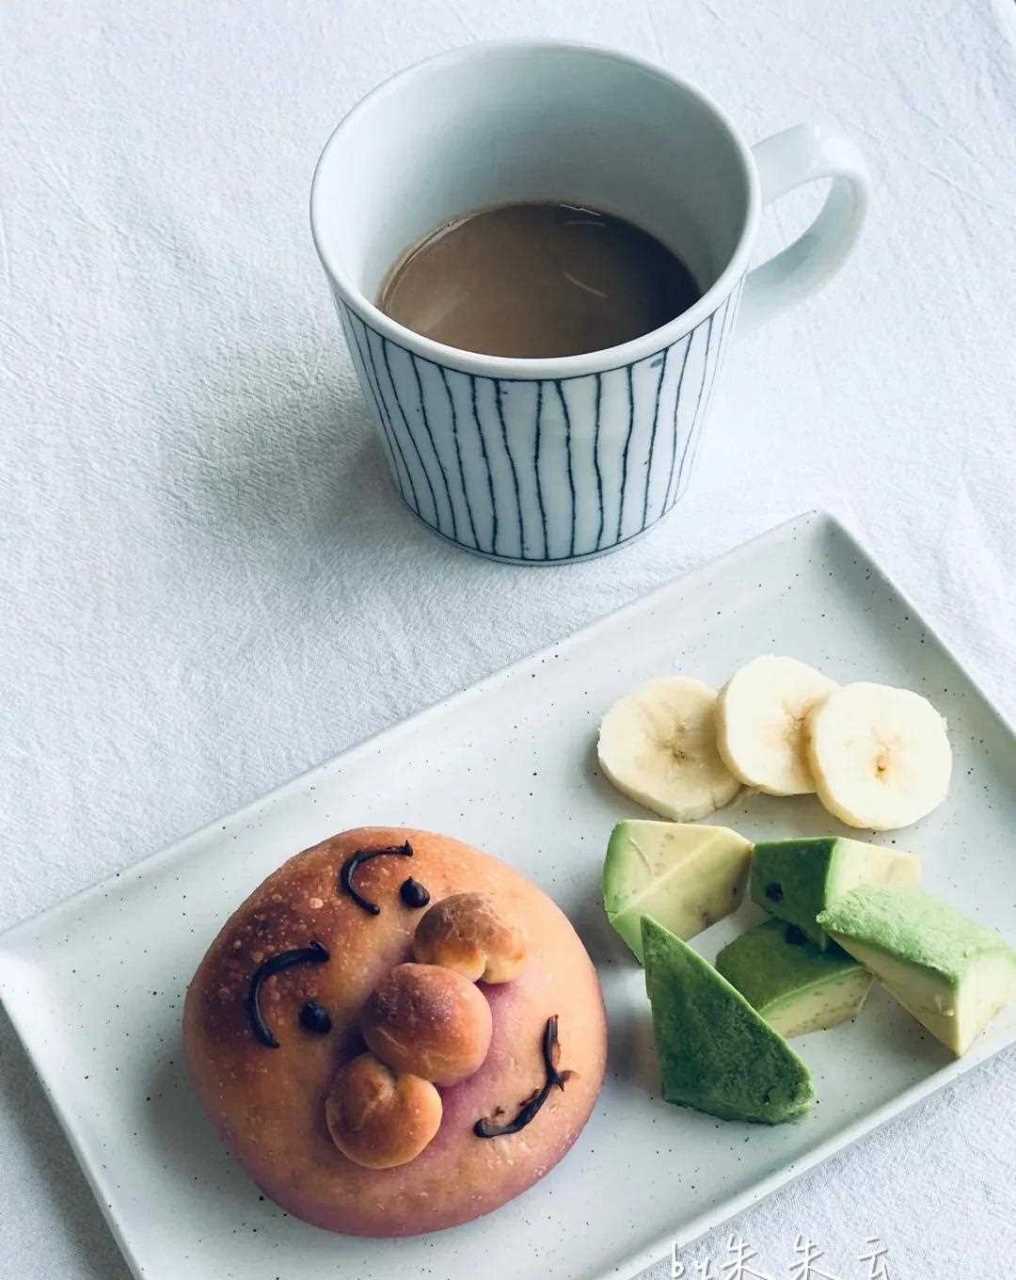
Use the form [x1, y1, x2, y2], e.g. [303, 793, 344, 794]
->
[183, 827, 607, 1236]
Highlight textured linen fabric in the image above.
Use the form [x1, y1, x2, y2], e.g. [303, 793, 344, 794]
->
[2, 1, 1015, 1277]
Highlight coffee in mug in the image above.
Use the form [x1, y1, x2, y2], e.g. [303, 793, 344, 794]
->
[378, 201, 701, 359]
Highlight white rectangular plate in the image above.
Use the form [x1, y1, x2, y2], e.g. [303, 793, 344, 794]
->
[2, 512, 1014, 1280]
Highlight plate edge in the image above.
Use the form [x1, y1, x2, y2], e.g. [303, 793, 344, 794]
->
[823, 514, 1015, 741]
[0, 955, 148, 1279]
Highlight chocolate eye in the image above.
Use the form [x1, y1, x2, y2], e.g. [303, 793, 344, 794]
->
[339, 842, 414, 914]
[400, 877, 430, 909]
[246, 942, 330, 1048]
[299, 1000, 333, 1034]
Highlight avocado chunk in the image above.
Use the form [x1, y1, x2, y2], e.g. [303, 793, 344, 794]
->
[603, 821, 752, 961]
[641, 915, 814, 1123]
[716, 918, 873, 1037]
[751, 837, 920, 948]
[818, 886, 1016, 1056]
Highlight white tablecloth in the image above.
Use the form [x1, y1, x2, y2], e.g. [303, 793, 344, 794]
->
[2, 2, 1015, 1276]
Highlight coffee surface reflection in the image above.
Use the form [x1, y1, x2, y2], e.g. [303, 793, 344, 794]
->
[378, 201, 701, 359]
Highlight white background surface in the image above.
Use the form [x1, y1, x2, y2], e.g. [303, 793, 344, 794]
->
[1, 1, 1014, 1277]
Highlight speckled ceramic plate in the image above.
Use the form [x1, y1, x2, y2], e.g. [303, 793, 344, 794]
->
[2, 511, 1014, 1280]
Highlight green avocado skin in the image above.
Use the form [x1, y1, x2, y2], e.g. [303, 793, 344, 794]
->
[750, 838, 838, 946]
[817, 886, 1014, 981]
[716, 918, 863, 1009]
[641, 916, 814, 1124]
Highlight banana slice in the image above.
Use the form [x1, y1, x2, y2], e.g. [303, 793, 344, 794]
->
[717, 655, 838, 795]
[597, 677, 741, 820]
[807, 682, 952, 830]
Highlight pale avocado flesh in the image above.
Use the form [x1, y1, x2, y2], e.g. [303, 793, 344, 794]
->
[641, 915, 814, 1123]
[818, 886, 1016, 1056]
[604, 820, 752, 961]
[751, 837, 920, 948]
[716, 918, 873, 1037]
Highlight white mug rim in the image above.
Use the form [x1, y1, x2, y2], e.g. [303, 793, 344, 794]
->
[310, 39, 761, 380]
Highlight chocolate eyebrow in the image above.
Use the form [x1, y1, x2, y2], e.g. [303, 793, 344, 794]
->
[339, 842, 414, 914]
[246, 941, 330, 1048]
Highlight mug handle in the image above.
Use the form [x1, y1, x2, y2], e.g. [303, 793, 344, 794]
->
[738, 123, 869, 333]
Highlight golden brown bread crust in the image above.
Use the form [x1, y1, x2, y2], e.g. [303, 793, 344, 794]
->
[413, 891, 527, 983]
[325, 1054, 442, 1169]
[182, 826, 606, 1236]
[361, 962, 492, 1085]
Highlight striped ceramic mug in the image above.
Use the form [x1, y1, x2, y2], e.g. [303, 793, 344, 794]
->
[312, 42, 868, 564]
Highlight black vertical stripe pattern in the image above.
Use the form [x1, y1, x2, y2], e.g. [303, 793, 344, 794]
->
[555, 380, 577, 558]
[641, 347, 670, 531]
[681, 281, 743, 491]
[592, 371, 605, 551]
[361, 323, 425, 512]
[338, 287, 740, 560]
[380, 339, 441, 528]
[410, 354, 457, 542]
[357, 326, 412, 501]
[437, 363, 479, 550]
[532, 380, 549, 558]
[470, 375, 498, 556]
[352, 313, 420, 512]
[616, 363, 636, 542]
[410, 352, 457, 538]
[660, 330, 695, 522]
[341, 310, 403, 494]
[674, 288, 737, 506]
[670, 309, 718, 509]
[493, 379, 525, 559]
